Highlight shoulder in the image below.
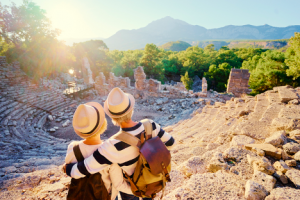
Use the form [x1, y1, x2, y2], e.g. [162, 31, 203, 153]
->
[67, 140, 82, 150]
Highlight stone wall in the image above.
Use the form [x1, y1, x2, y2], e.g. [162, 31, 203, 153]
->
[95, 66, 189, 99]
[227, 69, 251, 97]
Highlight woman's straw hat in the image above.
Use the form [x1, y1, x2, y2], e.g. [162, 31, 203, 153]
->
[72, 102, 105, 138]
[104, 87, 135, 118]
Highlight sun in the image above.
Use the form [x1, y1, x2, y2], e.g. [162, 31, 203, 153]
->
[69, 69, 74, 74]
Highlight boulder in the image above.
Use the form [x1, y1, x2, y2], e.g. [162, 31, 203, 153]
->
[273, 171, 288, 184]
[281, 150, 292, 160]
[230, 135, 255, 147]
[285, 160, 297, 167]
[286, 169, 300, 188]
[289, 130, 300, 140]
[277, 87, 298, 103]
[264, 130, 287, 147]
[247, 155, 275, 175]
[245, 180, 268, 200]
[294, 151, 300, 161]
[273, 160, 290, 173]
[283, 142, 300, 155]
[245, 144, 281, 159]
[252, 171, 276, 192]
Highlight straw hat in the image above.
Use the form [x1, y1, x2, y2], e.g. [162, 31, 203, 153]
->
[104, 87, 135, 118]
[73, 102, 105, 138]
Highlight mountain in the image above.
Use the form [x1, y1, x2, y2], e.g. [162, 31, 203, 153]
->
[60, 37, 105, 46]
[103, 17, 300, 50]
[159, 41, 192, 51]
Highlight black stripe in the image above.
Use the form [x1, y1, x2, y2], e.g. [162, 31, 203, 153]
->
[157, 129, 165, 138]
[119, 155, 140, 167]
[66, 163, 76, 177]
[114, 131, 144, 151]
[152, 122, 156, 130]
[109, 98, 131, 116]
[93, 150, 112, 165]
[82, 106, 99, 135]
[122, 122, 142, 132]
[77, 161, 91, 176]
[165, 137, 175, 146]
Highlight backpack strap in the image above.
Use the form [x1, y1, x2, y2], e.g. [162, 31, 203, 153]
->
[112, 131, 142, 149]
[141, 119, 153, 141]
[73, 142, 85, 162]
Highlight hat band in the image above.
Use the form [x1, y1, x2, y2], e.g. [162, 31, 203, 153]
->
[82, 106, 100, 134]
[109, 98, 131, 116]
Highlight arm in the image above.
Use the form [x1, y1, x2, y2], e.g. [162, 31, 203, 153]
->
[109, 164, 133, 194]
[66, 141, 113, 179]
[151, 120, 176, 149]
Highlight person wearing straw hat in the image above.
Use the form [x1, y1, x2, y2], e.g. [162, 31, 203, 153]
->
[65, 102, 133, 200]
[65, 88, 175, 200]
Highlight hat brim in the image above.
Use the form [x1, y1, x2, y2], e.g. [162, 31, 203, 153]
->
[104, 93, 135, 118]
[73, 102, 105, 139]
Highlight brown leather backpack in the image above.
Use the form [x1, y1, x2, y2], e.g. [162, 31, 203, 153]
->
[67, 143, 111, 200]
[112, 119, 171, 199]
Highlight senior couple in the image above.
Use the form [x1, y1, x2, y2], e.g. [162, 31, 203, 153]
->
[64, 87, 175, 200]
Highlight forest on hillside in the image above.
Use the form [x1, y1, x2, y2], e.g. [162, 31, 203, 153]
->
[1, 1, 300, 95]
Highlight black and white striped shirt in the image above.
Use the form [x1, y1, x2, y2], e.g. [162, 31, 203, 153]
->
[66, 120, 175, 179]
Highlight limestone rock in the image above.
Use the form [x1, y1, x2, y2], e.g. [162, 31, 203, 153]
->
[252, 171, 276, 192]
[283, 142, 300, 155]
[245, 180, 268, 200]
[289, 130, 300, 140]
[49, 128, 56, 132]
[286, 169, 300, 188]
[230, 135, 255, 147]
[178, 156, 206, 177]
[294, 151, 300, 161]
[277, 87, 298, 103]
[247, 155, 275, 175]
[207, 152, 229, 173]
[281, 150, 292, 160]
[264, 130, 287, 147]
[265, 187, 300, 200]
[273, 160, 290, 173]
[253, 147, 265, 156]
[285, 160, 297, 167]
[273, 171, 288, 184]
[245, 144, 281, 159]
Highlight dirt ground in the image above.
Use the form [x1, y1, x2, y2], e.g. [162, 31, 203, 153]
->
[46, 99, 168, 141]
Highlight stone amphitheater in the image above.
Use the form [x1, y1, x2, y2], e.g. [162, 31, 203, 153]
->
[1, 55, 300, 200]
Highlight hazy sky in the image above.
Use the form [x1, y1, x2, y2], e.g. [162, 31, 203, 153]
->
[2, 0, 300, 39]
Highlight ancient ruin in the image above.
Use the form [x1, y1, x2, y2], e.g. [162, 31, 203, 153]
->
[81, 57, 94, 84]
[1, 55, 300, 200]
[95, 66, 189, 99]
[227, 68, 252, 97]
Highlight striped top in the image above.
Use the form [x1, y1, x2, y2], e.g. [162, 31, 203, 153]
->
[67, 120, 175, 179]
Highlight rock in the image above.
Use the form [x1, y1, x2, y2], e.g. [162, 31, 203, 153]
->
[230, 135, 255, 147]
[245, 180, 268, 200]
[289, 130, 300, 140]
[281, 149, 292, 160]
[49, 128, 56, 132]
[48, 115, 53, 121]
[252, 171, 276, 192]
[252, 147, 265, 156]
[273, 160, 290, 173]
[54, 127, 59, 130]
[207, 152, 229, 173]
[289, 99, 299, 105]
[264, 130, 287, 147]
[248, 155, 275, 175]
[265, 187, 300, 200]
[62, 120, 70, 127]
[273, 171, 288, 184]
[286, 169, 300, 188]
[294, 151, 300, 161]
[168, 114, 175, 120]
[285, 160, 297, 167]
[283, 142, 300, 155]
[278, 87, 298, 103]
[245, 144, 282, 159]
[2, 166, 17, 173]
[178, 156, 206, 177]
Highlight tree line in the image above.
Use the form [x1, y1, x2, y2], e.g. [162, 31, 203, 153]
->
[1, 1, 300, 94]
